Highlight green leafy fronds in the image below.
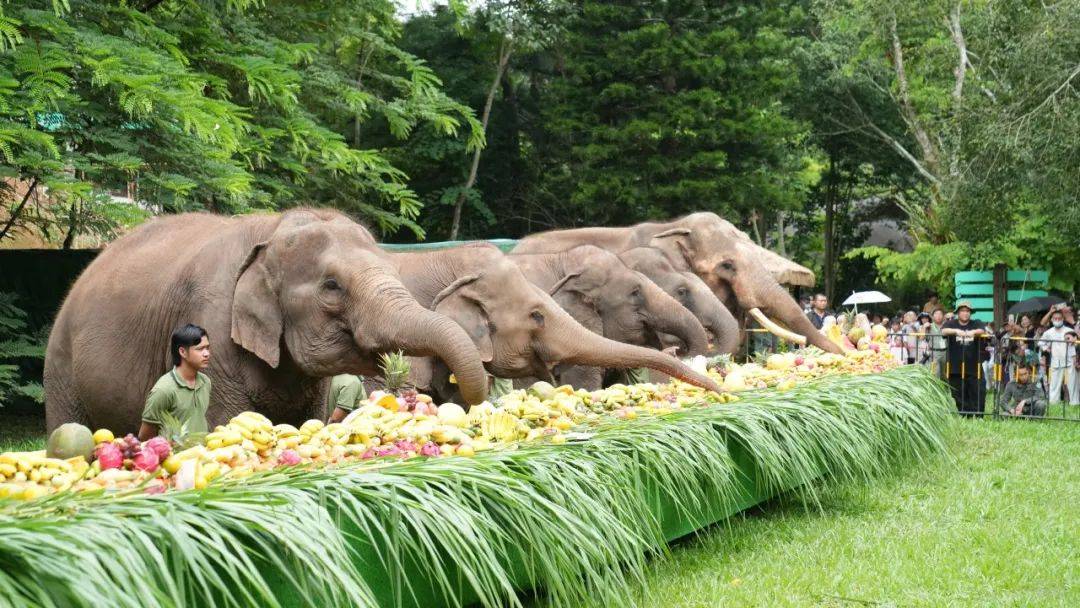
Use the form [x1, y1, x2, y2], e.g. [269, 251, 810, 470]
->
[0, 367, 952, 606]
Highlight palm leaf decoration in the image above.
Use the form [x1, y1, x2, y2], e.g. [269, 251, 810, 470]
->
[0, 367, 953, 608]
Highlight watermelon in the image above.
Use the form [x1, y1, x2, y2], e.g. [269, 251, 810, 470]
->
[46, 423, 96, 461]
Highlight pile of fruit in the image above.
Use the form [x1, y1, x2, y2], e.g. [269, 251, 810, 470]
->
[0, 345, 899, 502]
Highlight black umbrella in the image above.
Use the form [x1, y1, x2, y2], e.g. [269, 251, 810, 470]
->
[1008, 296, 1065, 315]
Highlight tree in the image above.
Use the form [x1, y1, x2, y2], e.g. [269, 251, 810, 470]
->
[533, 0, 819, 230]
[0, 0, 482, 244]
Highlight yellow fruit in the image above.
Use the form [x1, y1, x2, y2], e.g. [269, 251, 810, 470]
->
[550, 434, 567, 445]
[436, 403, 468, 428]
[161, 456, 181, 475]
[92, 429, 115, 444]
[455, 444, 475, 457]
[21, 485, 49, 501]
[299, 420, 324, 436]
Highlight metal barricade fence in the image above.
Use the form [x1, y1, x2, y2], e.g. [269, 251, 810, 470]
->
[742, 327, 1079, 421]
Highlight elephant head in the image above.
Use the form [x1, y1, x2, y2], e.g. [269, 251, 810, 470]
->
[619, 247, 740, 355]
[230, 209, 489, 404]
[645, 212, 841, 353]
[391, 244, 721, 393]
[536, 245, 711, 356]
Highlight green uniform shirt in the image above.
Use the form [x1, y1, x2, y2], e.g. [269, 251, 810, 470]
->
[141, 368, 211, 434]
[327, 374, 367, 412]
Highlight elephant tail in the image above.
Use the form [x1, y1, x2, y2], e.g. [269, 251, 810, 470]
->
[44, 352, 89, 434]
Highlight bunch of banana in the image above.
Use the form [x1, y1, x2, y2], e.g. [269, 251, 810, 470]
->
[272, 424, 302, 449]
[0, 452, 84, 485]
[298, 419, 324, 443]
[345, 419, 378, 445]
[480, 411, 524, 443]
[204, 428, 244, 450]
[226, 412, 275, 451]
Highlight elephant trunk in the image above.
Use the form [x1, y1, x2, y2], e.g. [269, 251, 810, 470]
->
[642, 280, 710, 356]
[358, 282, 490, 405]
[704, 297, 741, 355]
[756, 282, 843, 354]
[547, 311, 722, 393]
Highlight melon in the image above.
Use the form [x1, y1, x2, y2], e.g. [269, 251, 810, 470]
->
[46, 423, 95, 461]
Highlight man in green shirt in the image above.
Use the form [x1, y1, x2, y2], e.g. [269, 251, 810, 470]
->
[327, 374, 367, 422]
[139, 324, 212, 440]
[1001, 365, 1047, 416]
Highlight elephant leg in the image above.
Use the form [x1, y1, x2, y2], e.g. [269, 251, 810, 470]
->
[44, 358, 88, 434]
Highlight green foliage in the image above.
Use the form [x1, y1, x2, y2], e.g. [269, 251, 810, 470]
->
[0, 293, 45, 406]
[535, 1, 816, 227]
[0, 367, 952, 606]
[0, 0, 482, 243]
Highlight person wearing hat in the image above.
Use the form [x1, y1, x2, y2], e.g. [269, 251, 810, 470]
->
[941, 301, 988, 415]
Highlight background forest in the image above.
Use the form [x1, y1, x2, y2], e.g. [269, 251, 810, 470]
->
[2, 0, 1078, 303]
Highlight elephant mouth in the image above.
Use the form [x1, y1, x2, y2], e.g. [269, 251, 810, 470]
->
[748, 308, 807, 345]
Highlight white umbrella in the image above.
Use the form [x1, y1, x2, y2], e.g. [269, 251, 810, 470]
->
[842, 291, 892, 305]
[841, 290, 892, 314]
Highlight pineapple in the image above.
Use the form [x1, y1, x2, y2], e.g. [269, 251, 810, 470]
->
[379, 351, 419, 410]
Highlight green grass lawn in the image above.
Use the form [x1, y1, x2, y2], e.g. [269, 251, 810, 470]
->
[600, 418, 1079, 608]
[0, 411, 45, 452]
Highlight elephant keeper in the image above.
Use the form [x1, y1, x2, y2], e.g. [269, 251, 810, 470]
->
[138, 324, 212, 441]
[327, 374, 367, 423]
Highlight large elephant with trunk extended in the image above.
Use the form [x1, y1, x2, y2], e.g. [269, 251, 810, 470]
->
[44, 209, 489, 433]
[385, 243, 721, 399]
[512, 212, 841, 354]
[618, 247, 740, 355]
[509, 245, 712, 389]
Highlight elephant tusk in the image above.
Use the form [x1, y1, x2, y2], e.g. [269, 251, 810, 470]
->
[748, 308, 807, 346]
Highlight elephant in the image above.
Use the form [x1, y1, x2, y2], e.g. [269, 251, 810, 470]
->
[512, 212, 842, 354]
[385, 243, 722, 399]
[509, 245, 712, 389]
[618, 247, 740, 355]
[44, 208, 490, 434]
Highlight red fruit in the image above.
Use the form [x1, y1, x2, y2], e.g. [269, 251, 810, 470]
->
[144, 437, 172, 461]
[132, 448, 160, 472]
[420, 442, 441, 457]
[94, 442, 124, 470]
[278, 449, 301, 466]
[794, 356, 805, 366]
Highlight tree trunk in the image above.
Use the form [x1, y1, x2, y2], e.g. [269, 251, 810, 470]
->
[0, 177, 38, 242]
[822, 157, 836, 304]
[449, 39, 512, 240]
[62, 200, 78, 249]
[776, 211, 786, 257]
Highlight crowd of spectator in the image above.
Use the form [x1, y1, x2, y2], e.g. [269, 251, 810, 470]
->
[800, 292, 1079, 417]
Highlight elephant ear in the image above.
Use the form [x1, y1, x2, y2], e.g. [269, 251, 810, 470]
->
[231, 242, 284, 368]
[649, 228, 694, 269]
[547, 271, 582, 296]
[431, 275, 494, 363]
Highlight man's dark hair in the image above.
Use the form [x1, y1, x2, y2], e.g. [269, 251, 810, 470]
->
[813, 293, 827, 301]
[171, 324, 208, 367]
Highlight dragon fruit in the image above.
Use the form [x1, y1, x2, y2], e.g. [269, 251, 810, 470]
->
[94, 442, 124, 470]
[375, 444, 402, 458]
[143, 436, 172, 461]
[278, 449, 301, 466]
[394, 439, 419, 454]
[132, 447, 160, 472]
[420, 442, 441, 457]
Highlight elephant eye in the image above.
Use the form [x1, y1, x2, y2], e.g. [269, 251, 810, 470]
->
[677, 287, 689, 296]
[530, 310, 545, 327]
[487, 320, 497, 334]
[322, 278, 341, 291]
[720, 260, 735, 271]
